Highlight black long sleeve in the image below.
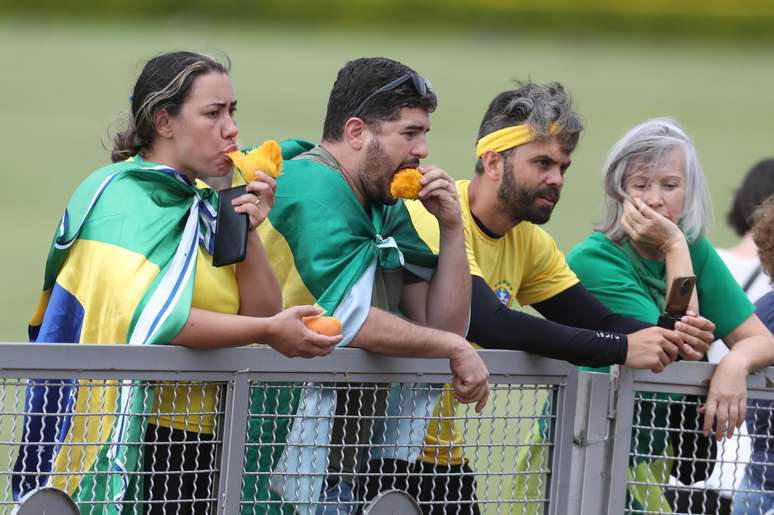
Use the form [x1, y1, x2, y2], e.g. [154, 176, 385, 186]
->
[468, 277, 628, 367]
[532, 282, 651, 334]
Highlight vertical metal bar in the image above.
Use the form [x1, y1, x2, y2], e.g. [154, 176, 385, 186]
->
[216, 373, 251, 515]
[567, 372, 592, 515]
[547, 366, 579, 515]
[606, 366, 636, 515]
[578, 372, 615, 515]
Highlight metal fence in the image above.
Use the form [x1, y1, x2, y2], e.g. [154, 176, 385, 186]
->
[602, 364, 774, 515]
[0, 343, 578, 515]
[5, 343, 774, 515]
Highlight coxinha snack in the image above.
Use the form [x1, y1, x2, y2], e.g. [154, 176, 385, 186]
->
[390, 168, 422, 200]
[227, 140, 283, 182]
[303, 315, 343, 337]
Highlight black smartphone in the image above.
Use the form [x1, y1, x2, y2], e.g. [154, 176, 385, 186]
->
[213, 185, 249, 267]
[657, 275, 696, 329]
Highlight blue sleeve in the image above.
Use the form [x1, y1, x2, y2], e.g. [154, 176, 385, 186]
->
[754, 292, 774, 333]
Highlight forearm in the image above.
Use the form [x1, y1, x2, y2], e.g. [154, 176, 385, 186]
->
[470, 277, 628, 367]
[425, 225, 470, 334]
[533, 283, 650, 334]
[235, 232, 282, 317]
[172, 308, 272, 349]
[724, 334, 774, 374]
[349, 307, 467, 360]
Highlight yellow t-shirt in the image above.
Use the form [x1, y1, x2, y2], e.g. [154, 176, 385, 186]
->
[405, 179, 578, 465]
[151, 246, 239, 434]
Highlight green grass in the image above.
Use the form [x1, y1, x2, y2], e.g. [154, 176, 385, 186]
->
[0, 16, 773, 510]
[2, 17, 773, 341]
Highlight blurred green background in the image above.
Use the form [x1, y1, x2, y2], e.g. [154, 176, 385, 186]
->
[1, 4, 774, 341]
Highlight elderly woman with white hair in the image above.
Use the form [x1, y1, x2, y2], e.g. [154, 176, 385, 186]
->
[567, 117, 774, 513]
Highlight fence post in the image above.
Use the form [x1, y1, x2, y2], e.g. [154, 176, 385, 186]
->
[570, 372, 616, 515]
[547, 366, 579, 515]
[216, 373, 251, 514]
[605, 366, 636, 515]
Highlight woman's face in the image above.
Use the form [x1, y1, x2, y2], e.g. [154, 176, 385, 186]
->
[623, 149, 686, 224]
[165, 71, 238, 180]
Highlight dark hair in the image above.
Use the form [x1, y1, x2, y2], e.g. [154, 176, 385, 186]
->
[111, 51, 230, 163]
[752, 195, 774, 279]
[321, 57, 438, 142]
[474, 81, 583, 175]
[727, 159, 774, 236]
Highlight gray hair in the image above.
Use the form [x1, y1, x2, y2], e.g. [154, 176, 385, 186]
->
[596, 117, 712, 244]
[474, 81, 583, 174]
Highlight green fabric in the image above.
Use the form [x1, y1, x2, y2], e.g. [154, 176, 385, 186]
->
[268, 145, 437, 315]
[240, 384, 298, 515]
[621, 241, 666, 311]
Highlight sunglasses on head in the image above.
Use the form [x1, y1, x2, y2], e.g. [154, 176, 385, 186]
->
[351, 72, 433, 118]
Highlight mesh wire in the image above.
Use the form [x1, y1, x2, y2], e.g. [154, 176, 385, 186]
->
[240, 381, 561, 515]
[0, 378, 224, 515]
[623, 391, 769, 515]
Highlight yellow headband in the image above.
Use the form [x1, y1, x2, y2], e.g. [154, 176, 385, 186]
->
[475, 123, 560, 159]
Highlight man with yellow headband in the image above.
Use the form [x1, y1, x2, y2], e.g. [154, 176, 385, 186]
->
[401, 81, 718, 513]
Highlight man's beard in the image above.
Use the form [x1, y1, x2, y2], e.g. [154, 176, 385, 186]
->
[361, 138, 419, 205]
[497, 165, 560, 225]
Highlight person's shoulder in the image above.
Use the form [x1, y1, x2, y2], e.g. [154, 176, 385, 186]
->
[567, 231, 619, 262]
[68, 159, 155, 209]
[688, 235, 731, 271]
[455, 179, 471, 196]
[567, 232, 632, 278]
[688, 235, 714, 254]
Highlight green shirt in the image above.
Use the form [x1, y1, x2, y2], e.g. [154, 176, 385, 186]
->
[567, 231, 754, 373]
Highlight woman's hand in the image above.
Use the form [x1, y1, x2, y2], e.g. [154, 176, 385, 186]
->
[700, 351, 750, 441]
[232, 171, 277, 230]
[265, 305, 342, 358]
[620, 198, 685, 255]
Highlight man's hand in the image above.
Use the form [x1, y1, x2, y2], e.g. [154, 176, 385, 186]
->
[265, 306, 342, 358]
[418, 165, 463, 230]
[624, 327, 681, 372]
[674, 311, 716, 360]
[448, 338, 490, 413]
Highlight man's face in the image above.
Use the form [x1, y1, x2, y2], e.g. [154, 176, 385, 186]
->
[359, 107, 430, 205]
[497, 137, 572, 225]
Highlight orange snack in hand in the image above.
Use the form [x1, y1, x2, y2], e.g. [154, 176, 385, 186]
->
[390, 168, 422, 200]
[227, 140, 283, 182]
[303, 315, 343, 337]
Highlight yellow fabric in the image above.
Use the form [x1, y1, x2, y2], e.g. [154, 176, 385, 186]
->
[152, 246, 239, 434]
[475, 123, 560, 159]
[49, 239, 161, 493]
[406, 180, 578, 466]
[258, 218, 317, 309]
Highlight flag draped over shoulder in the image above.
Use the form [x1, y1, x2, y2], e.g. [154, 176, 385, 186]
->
[256, 140, 439, 515]
[14, 157, 216, 514]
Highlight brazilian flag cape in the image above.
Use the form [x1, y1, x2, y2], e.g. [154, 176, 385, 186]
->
[14, 156, 217, 513]
[256, 140, 440, 515]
